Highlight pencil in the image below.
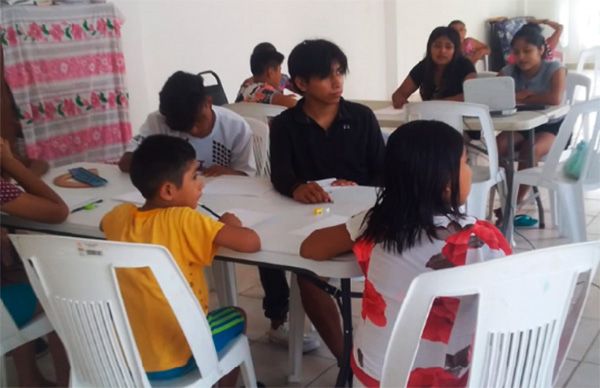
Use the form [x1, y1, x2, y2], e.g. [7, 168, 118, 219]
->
[199, 204, 220, 218]
[71, 199, 104, 213]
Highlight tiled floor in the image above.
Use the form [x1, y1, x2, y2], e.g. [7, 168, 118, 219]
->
[4, 190, 600, 387]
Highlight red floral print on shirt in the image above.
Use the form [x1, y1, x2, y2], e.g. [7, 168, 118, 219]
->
[362, 279, 387, 327]
[353, 238, 374, 275]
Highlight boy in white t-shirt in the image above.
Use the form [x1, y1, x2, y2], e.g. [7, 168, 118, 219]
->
[118, 71, 256, 176]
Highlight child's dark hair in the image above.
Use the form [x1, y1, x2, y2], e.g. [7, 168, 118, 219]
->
[252, 42, 277, 54]
[511, 23, 549, 59]
[421, 26, 463, 100]
[250, 49, 284, 76]
[130, 135, 196, 199]
[288, 39, 348, 92]
[448, 20, 465, 28]
[159, 71, 206, 133]
[360, 120, 465, 254]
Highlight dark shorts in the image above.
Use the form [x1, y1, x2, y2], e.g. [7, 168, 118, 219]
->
[147, 306, 245, 381]
[1, 283, 38, 328]
[520, 119, 562, 141]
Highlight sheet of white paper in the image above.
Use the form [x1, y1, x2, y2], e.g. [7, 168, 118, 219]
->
[290, 214, 348, 237]
[315, 177, 336, 187]
[113, 190, 145, 205]
[225, 208, 273, 227]
[314, 177, 354, 193]
[203, 176, 272, 197]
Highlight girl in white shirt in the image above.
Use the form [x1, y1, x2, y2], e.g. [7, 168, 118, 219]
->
[300, 120, 511, 387]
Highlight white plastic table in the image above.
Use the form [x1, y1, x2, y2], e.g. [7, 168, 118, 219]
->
[1, 162, 376, 386]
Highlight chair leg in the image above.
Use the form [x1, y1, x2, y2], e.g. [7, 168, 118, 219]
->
[287, 274, 304, 383]
[239, 338, 257, 388]
[557, 184, 587, 242]
[466, 185, 489, 220]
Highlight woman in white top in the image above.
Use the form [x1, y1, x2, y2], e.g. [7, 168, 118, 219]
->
[301, 120, 511, 387]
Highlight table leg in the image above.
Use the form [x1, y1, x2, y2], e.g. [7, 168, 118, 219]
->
[501, 132, 515, 239]
[335, 278, 353, 387]
[301, 275, 354, 387]
[288, 273, 304, 383]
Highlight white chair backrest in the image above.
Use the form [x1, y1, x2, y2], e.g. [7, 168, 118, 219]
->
[223, 102, 285, 124]
[542, 98, 600, 185]
[9, 234, 222, 388]
[566, 72, 592, 105]
[245, 117, 271, 177]
[576, 46, 600, 96]
[405, 101, 499, 176]
[381, 241, 600, 388]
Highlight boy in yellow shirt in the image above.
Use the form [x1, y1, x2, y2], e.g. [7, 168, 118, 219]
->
[101, 134, 260, 384]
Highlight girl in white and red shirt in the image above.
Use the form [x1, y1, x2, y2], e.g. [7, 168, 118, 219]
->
[300, 120, 511, 387]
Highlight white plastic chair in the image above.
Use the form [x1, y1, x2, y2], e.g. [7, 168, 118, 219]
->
[565, 72, 592, 144]
[223, 102, 285, 125]
[0, 302, 54, 386]
[510, 98, 600, 243]
[244, 117, 271, 177]
[9, 234, 257, 388]
[566, 72, 592, 105]
[576, 46, 600, 97]
[544, 72, 593, 228]
[405, 101, 506, 219]
[381, 241, 600, 388]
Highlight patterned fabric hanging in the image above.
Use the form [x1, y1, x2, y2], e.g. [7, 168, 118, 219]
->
[1, 3, 131, 166]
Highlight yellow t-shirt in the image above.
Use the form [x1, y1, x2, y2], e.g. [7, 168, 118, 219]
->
[101, 203, 224, 372]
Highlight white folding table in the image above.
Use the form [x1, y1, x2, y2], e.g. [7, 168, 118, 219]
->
[1, 162, 376, 386]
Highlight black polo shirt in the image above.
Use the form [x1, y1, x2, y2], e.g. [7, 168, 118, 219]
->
[269, 98, 385, 197]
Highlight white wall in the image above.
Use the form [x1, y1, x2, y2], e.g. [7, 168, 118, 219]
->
[112, 0, 526, 131]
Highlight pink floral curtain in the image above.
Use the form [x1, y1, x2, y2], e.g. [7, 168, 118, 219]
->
[0, 3, 131, 166]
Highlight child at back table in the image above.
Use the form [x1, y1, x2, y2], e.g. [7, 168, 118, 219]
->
[392, 27, 476, 108]
[102, 135, 260, 385]
[496, 24, 566, 208]
[448, 20, 491, 65]
[236, 43, 297, 107]
[119, 71, 256, 177]
[300, 121, 511, 386]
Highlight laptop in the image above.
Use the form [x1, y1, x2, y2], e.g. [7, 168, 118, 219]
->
[464, 76, 517, 116]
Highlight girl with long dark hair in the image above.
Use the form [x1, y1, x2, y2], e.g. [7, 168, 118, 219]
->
[392, 27, 477, 108]
[300, 120, 511, 386]
[497, 24, 566, 206]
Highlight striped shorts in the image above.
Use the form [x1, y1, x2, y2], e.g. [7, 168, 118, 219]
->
[147, 306, 245, 381]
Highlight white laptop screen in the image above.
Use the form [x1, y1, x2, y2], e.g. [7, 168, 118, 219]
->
[464, 77, 516, 115]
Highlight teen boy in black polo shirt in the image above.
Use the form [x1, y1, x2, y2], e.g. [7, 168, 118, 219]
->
[265, 39, 385, 360]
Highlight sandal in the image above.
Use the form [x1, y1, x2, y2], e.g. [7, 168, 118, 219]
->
[513, 214, 538, 228]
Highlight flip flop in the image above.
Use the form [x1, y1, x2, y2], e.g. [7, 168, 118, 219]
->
[514, 214, 538, 228]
